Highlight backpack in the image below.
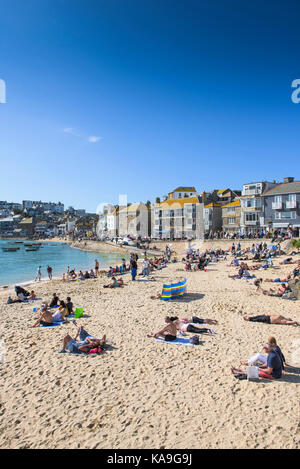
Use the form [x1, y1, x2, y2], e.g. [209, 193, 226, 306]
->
[189, 335, 199, 345]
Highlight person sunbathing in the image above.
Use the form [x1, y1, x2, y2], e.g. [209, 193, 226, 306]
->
[172, 317, 215, 335]
[177, 315, 218, 325]
[261, 283, 290, 297]
[27, 290, 36, 300]
[103, 276, 123, 288]
[31, 303, 55, 327]
[231, 343, 282, 380]
[147, 317, 177, 341]
[243, 314, 299, 325]
[72, 321, 106, 348]
[279, 257, 294, 265]
[52, 300, 68, 321]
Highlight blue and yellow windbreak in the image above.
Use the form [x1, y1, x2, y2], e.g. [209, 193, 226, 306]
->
[161, 278, 187, 300]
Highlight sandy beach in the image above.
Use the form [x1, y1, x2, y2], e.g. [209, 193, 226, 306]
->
[0, 240, 299, 449]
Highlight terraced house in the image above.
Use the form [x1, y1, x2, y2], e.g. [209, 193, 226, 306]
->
[240, 181, 277, 235]
[222, 200, 241, 234]
[261, 177, 300, 236]
[152, 187, 204, 239]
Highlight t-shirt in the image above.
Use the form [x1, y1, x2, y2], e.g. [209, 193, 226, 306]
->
[267, 351, 282, 379]
[273, 345, 285, 370]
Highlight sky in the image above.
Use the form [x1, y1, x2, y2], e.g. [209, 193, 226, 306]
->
[0, 0, 300, 212]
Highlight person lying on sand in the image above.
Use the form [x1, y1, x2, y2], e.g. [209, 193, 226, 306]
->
[231, 343, 282, 380]
[147, 317, 178, 341]
[261, 283, 290, 297]
[240, 336, 286, 369]
[177, 315, 218, 325]
[72, 321, 106, 348]
[172, 317, 216, 335]
[60, 322, 106, 353]
[243, 314, 299, 326]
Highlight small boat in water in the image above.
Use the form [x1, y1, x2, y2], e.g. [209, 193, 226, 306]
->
[2, 247, 20, 252]
[25, 248, 39, 252]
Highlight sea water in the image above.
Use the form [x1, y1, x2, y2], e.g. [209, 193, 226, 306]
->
[0, 240, 127, 286]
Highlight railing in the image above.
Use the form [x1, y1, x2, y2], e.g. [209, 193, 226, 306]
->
[272, 202, 282, 209]
[286, 200, 297, 209]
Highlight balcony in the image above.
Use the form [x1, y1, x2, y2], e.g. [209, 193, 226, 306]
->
[272, 202, 282, 210]
[286, 200, 297, 209]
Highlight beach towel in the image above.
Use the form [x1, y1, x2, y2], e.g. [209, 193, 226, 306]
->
[160, 278, 187, 301]
[154, 337, 195, 346]
[41, 321, 63, 328]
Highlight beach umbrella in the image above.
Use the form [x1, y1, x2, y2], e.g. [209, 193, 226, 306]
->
[267, 244, 278, 250]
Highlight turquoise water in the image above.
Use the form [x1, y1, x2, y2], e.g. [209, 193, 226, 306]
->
[0, 240, 127, 286]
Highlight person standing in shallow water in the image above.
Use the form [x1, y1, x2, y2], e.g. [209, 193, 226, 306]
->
[35, 266, 42, 282]
[47, 265, 53, 280]
[95, 259, 99, 276]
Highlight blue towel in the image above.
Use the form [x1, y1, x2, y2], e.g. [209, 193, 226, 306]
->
[154, 337, 195, 346]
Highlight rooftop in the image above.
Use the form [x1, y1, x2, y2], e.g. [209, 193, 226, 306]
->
[262, 181, 300, 196]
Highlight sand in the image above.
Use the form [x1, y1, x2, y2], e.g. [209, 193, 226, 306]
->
[0, 240, 299, 449]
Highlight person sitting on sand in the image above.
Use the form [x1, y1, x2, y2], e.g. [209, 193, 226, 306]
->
[50, 293, 59, 308]
[103, 276, 123, 288]
[147, 317, 178, 341]
[31, 303, 55, 327]
[66, 297, 73, 315]
[243, 314, 299, 326]
[240, 336, 286, 370]
[231, 343, 282, 380]
[26, 290, 36, 300]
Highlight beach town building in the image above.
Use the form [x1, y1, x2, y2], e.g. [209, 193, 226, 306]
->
[203, 203, 223, 234]
[18, 217, 36, 236]
[221, 199, 241, 234]
[118, 202, 151, 238]
[22, 200, 64, 214]
[152, 187, 204, 239]
[240, 181, 277, 235]
[261, 177, 300, 236]
[97, 204, 119, 239]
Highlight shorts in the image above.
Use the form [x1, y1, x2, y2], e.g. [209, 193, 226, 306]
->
[66, 339, 82, 353]
[250, 315, 271, 324]
[191, 316, 204, 324]
[164, 335, 176, 341]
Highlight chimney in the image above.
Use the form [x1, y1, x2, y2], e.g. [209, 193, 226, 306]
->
[283, 177, 294, 183]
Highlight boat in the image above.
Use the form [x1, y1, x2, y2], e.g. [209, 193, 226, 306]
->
[25, 248, 39, 252]
[2, 247, 20, 252]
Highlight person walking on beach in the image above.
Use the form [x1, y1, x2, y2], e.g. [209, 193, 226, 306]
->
[35, 266, 42, 282]
[95, 259, 99, 276]
[130, 257, 137, 281]
[47, 265, 53, 280]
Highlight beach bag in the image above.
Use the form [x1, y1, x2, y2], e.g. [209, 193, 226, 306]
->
[88, 347, 102, 354]
[189, 335, 199, 345]
[247, 366, 259, 380]
[74, 307, 84, 318]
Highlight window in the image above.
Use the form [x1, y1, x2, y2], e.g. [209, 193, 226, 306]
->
[245, 213, 257, 222]
[228, 218, 236, 224]
[281, 211, 296, 219]
[275, 212, 281, 219]
[288, 194, 296, 201]
[274, 195, 282, 203]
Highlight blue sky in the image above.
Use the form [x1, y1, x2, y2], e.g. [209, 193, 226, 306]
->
[0, 0, 300, 212]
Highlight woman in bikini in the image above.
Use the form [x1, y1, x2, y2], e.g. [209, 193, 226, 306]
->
[147, 317, 178, 341]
